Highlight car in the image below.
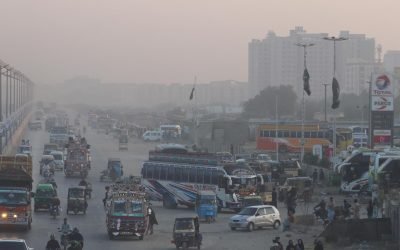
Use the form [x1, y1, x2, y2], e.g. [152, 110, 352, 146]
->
[229, 205, 281, 232]
[142, 130, 162, 141]
[0, 239, 33, 250]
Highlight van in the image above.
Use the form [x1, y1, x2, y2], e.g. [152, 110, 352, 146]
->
[142, 130, 162, 142]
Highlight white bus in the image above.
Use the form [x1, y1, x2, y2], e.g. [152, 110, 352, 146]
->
[160, 125, 181, 139]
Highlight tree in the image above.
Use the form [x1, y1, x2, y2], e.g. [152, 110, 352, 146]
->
[242, 85, 297, 119]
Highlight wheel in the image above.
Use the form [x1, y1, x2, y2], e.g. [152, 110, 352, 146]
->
[273, 220, 281, 229]
[247, 222, 254, 232]
[230, 227, 236, 231]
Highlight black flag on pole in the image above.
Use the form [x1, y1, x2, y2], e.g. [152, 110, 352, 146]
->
[303, 68, 311, 96]
[189, 86, 195, 100]
[331, 77, 340, 109]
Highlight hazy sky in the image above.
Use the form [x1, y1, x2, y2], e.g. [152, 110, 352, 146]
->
[0, 0, 398, 85]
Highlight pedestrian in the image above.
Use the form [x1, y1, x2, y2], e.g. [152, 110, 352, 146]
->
[367, 199, 373, 219]
[272, 187, 278, 208]
[319, 169, 325, 183]
[353, 199, 360, 219]
[343, 199, 351, 218]
[270, 236, 283, 250]
[372, 198, 379, 218]
[295, 239, 304, 250]
[146, 204, 158, 235]
[312, 169, 318, 183]
[286, 239, 296, 250]
[327, 197, 335, 223]
[314, 239, 324, 250]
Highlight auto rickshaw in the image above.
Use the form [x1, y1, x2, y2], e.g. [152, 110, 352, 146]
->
[67, 187, 87, 215]
[100, 158, 123, 182]
[34, 183, 58, 212]
[172, 217, 202, 250]
[195, 191, 217, 223]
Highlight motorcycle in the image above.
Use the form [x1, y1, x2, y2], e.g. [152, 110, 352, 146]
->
[58, 229, 71, 250]
[50, 205, 60, 219]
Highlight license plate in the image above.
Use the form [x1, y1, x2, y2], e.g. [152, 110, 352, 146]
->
[119, 232, 133, 235]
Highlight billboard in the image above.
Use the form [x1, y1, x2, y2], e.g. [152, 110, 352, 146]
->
[371, 74, 393, 96]
[371, 96, 394, 111]
[370, 74, 394, 148]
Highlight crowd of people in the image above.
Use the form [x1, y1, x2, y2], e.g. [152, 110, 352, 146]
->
[270, 236, 323, 250]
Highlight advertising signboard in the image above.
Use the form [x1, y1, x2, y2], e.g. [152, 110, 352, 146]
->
[371, 96, 394, 111]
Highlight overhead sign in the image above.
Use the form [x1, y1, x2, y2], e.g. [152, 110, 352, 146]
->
[371, 96, 394, 111]
[372, 74, 393, 96]
[373, 129, 391, 136]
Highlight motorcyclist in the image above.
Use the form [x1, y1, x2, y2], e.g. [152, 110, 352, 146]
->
[50, 197, 61, 216]
[78, 178, 88, 187]
[42, 163, 51, 177]
[46, 233, 61, 250]
[59, 218, 72, 244]
[314, 199, 327, 219]
[67, 240, 82, 250]
[69, 227, 84, 248]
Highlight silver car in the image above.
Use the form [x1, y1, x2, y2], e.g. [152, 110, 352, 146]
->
[229, 205, 281, 231]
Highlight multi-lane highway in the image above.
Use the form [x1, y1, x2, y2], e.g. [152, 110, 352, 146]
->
[0, 118, 320, 250]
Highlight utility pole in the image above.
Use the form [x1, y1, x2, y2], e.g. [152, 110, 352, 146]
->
[275, 95, 279, 161]
[323, 36, 348, 159]
[296, 42, 314, 164]
[322, 83, 329, 122]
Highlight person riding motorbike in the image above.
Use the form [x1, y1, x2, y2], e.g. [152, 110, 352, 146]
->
[50, 197, 61, 217]
[46, 233, 61, 250]
[78, 178, 88, 187]
[314, 199, 327, 220]
[42, 163, 51, 177]
[59, 218, 72, 244]
[69, 227, 84, 248]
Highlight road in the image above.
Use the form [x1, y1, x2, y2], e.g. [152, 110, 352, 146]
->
[0, 119, 323, 250]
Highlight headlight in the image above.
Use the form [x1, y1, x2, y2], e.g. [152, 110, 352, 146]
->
[13, 214, 17, 218]
[1, 213, 7, 218]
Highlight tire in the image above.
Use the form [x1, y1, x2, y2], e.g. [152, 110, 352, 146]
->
[273, 220, 281, 229]
[230, 227, 236, 231]
[247, 222, 254, 232]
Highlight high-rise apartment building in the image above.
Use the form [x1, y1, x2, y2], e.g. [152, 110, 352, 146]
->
[249, 27, 375, 99]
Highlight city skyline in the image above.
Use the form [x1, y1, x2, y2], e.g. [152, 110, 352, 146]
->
[0, 0, 399, 85]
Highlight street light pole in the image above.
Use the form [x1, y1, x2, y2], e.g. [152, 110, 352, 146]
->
[322, 83, 329, 122]
[323, 36, 348, 159]
[296, 42, 314, 164]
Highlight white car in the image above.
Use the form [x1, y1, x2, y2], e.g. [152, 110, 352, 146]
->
[229, 205, 281, 232]
[0, 239, 33, 250]
[142, 131, 162, 141]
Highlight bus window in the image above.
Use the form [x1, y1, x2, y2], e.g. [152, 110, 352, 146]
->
[290, 131, 296, 137]
[182, 167, 190, 182]
[167, 165, 175, 181]
[270, 131, 276, 137]
[189, 168, 197, 182]
[304, 132, 310, 138]
[154, 165, 161, 180]
[174, 167, 182, 182]
[283, 131, 289, 137]
[204, 169, 212, 184]
[263, 131, 269, 137]
[278, 131, 283, 137]
[296, 131, 301, 138]
[160, 166, 167, 180]
[311, 132, 317, 138]
[144, 163, 154, 179]
[197, 168, 204, 183]
[211, 170, 222, 185]
[317, 131, 324, 138]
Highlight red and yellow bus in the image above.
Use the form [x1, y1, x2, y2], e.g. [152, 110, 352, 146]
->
[256, 124, 352, 153]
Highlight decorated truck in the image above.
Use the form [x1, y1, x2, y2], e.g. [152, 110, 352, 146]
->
[0, 155, 33, 230]
[105, 177, 148, 240]
[64, 137, 91, 177]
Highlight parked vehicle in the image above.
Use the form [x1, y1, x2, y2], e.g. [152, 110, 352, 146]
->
[172, 217, 202, 249]
[0, 239, 34, 250]
[0, 155, 33, 230]
[229, 205, 281, 231]
[195, 191, 217, 223]
[34, 183, 57, 211]
[142, 130, 162, 141]
[67, 187, 87, 215]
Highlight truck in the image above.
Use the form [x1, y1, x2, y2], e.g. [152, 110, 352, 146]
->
[45, 116, 56, 131]
[64, 137, 91, 177]
[105, 177, 148, 240]
[49, 126, 70, 148]
[0, 155, 33, 230]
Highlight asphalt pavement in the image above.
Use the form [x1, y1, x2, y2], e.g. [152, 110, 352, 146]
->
[0, 120, 324, 250]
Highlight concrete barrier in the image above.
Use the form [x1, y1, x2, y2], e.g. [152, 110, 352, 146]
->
[3, 112, 32, 155]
